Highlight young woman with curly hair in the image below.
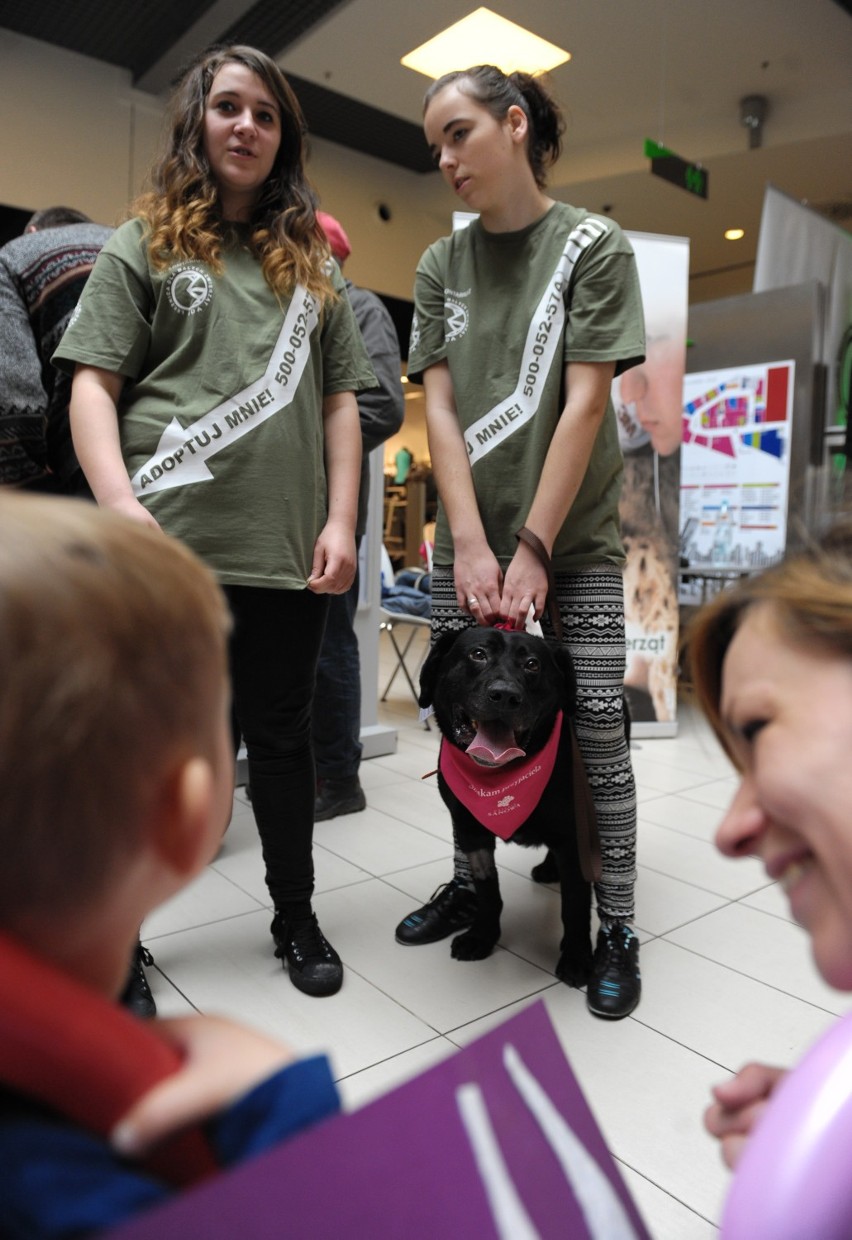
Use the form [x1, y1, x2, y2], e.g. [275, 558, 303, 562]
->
[56, 45, 376, 998]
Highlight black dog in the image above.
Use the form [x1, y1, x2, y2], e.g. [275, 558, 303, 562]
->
[419, 627, 599, 987]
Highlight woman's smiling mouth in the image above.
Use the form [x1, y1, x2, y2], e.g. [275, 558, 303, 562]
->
[778, 857, 813, 894]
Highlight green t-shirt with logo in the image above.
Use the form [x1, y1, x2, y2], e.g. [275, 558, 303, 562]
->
[408, 203, 645, 571]
[54, 218, 376, 588]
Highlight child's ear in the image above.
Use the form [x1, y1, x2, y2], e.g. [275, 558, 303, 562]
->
[150, 758, 215, 880]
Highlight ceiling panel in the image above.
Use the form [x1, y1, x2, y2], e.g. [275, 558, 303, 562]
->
[0, 0, 218, 77]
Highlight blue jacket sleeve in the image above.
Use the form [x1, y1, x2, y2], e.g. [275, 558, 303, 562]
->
[209, 1053, 340, 1163]
[0, 1056, 340, 1239]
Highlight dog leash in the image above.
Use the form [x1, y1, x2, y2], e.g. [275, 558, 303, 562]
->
[515, 525, 563, 640]
[515, 526, 602, 884]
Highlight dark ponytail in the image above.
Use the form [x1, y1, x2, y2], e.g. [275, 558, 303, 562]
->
[424, 64, 565, 188]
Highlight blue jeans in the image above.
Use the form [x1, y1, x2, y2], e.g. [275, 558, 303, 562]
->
[225, 585, 329, 912]
[312, 555, 362, 781]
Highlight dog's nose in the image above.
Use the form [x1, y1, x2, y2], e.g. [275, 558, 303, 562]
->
[487, 681, 522, 709]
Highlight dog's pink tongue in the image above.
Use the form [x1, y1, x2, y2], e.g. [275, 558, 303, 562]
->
[466, 722, 525, 766]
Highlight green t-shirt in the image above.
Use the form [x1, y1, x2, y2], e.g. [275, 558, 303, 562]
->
[54, 218, 376, 588]
[408, 203, 645, 571]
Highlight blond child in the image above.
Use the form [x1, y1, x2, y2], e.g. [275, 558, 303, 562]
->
[0, 494, 339, 1237]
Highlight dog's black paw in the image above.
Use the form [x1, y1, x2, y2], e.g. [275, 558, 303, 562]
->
[451, 929, 498, 960]
[531, 851, 560, 884]
[555, 950, 593, 988]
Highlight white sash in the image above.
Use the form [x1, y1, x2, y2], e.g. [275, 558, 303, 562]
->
[465, 217, 609, 467]
[131, 285, 320, 496]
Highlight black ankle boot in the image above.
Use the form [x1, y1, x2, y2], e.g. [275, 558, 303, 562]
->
[315, 776, 367, 821]
[120, 943, 156, 1018]
[395, 880, 478, 945]
[271, 911, 343, 996]
[586, 922, 641, 1019]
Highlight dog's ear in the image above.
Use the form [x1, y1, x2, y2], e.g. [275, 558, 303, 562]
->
[546, 640, 578, 716]
[418, 630, 458, 708]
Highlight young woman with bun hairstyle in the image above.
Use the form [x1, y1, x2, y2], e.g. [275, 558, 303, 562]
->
[397, 64, 647, 1019]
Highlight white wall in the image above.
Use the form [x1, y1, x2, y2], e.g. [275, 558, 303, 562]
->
[0, 33, 163, 226]
[306, 141, 447, 302]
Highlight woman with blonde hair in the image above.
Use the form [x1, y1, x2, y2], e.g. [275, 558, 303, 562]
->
[687, 521, 852, 1169]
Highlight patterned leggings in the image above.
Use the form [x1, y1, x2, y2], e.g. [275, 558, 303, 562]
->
[431, 564, 636, 921]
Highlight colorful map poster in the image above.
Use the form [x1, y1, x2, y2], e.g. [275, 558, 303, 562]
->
[680, 360, 794, 571]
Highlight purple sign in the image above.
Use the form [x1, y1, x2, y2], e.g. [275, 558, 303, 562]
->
[107, 1000, 649, 1239]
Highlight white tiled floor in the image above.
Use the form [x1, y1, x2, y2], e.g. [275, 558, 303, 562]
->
[142, 627, 846, 1238]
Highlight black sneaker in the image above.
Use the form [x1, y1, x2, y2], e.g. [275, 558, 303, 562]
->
[586, 922, 641, 1019]
[272, 912, 343, 997]
[315, 777, 367, 822]
[395, 880, 478, 946]
[120, 943, 156, 1018]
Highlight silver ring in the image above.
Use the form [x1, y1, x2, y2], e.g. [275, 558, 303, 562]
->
[468, 596, 478, 606]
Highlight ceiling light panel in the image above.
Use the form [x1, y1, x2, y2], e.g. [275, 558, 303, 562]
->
[401, 7, 571, 79]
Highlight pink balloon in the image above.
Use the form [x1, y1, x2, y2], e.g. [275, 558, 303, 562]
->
[722, 1010, 852, 1239]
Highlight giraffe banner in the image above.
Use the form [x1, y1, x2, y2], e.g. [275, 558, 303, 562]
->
[615, 233, 690, 734]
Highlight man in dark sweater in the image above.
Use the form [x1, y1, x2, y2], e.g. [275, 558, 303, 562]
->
[0, 206, 112, 492]
[0, 207, 158, 1016]
[313, 213, 405, 820]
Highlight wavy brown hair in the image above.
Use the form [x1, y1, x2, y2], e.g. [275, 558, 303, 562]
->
[131, 44, 335, 303]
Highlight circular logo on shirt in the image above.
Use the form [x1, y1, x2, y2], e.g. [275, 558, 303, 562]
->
[445, 298, 469, 343]
[165, 264, 214, 316]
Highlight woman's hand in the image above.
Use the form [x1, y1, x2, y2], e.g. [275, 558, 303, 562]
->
[704, 1062, 788, 1170]
[110, 1015, 296, 1158]
[307, 521, 356, 594]
[454, 546, 503, 625]
[500, 540, 549, 631]
[70, 365, 161, 525]
[104, 494, 163, 531]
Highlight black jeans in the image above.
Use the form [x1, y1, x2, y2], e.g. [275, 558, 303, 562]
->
[225, 585, 329, 913]
[312, 539, 362, 781]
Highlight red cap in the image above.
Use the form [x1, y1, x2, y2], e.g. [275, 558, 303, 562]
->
[316, 211, 352, 262]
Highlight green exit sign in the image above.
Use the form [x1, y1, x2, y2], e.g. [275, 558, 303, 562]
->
[644, 139, 708, 200]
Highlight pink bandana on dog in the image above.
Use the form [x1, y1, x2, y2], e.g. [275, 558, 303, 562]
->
[439, 712, 563, 841]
